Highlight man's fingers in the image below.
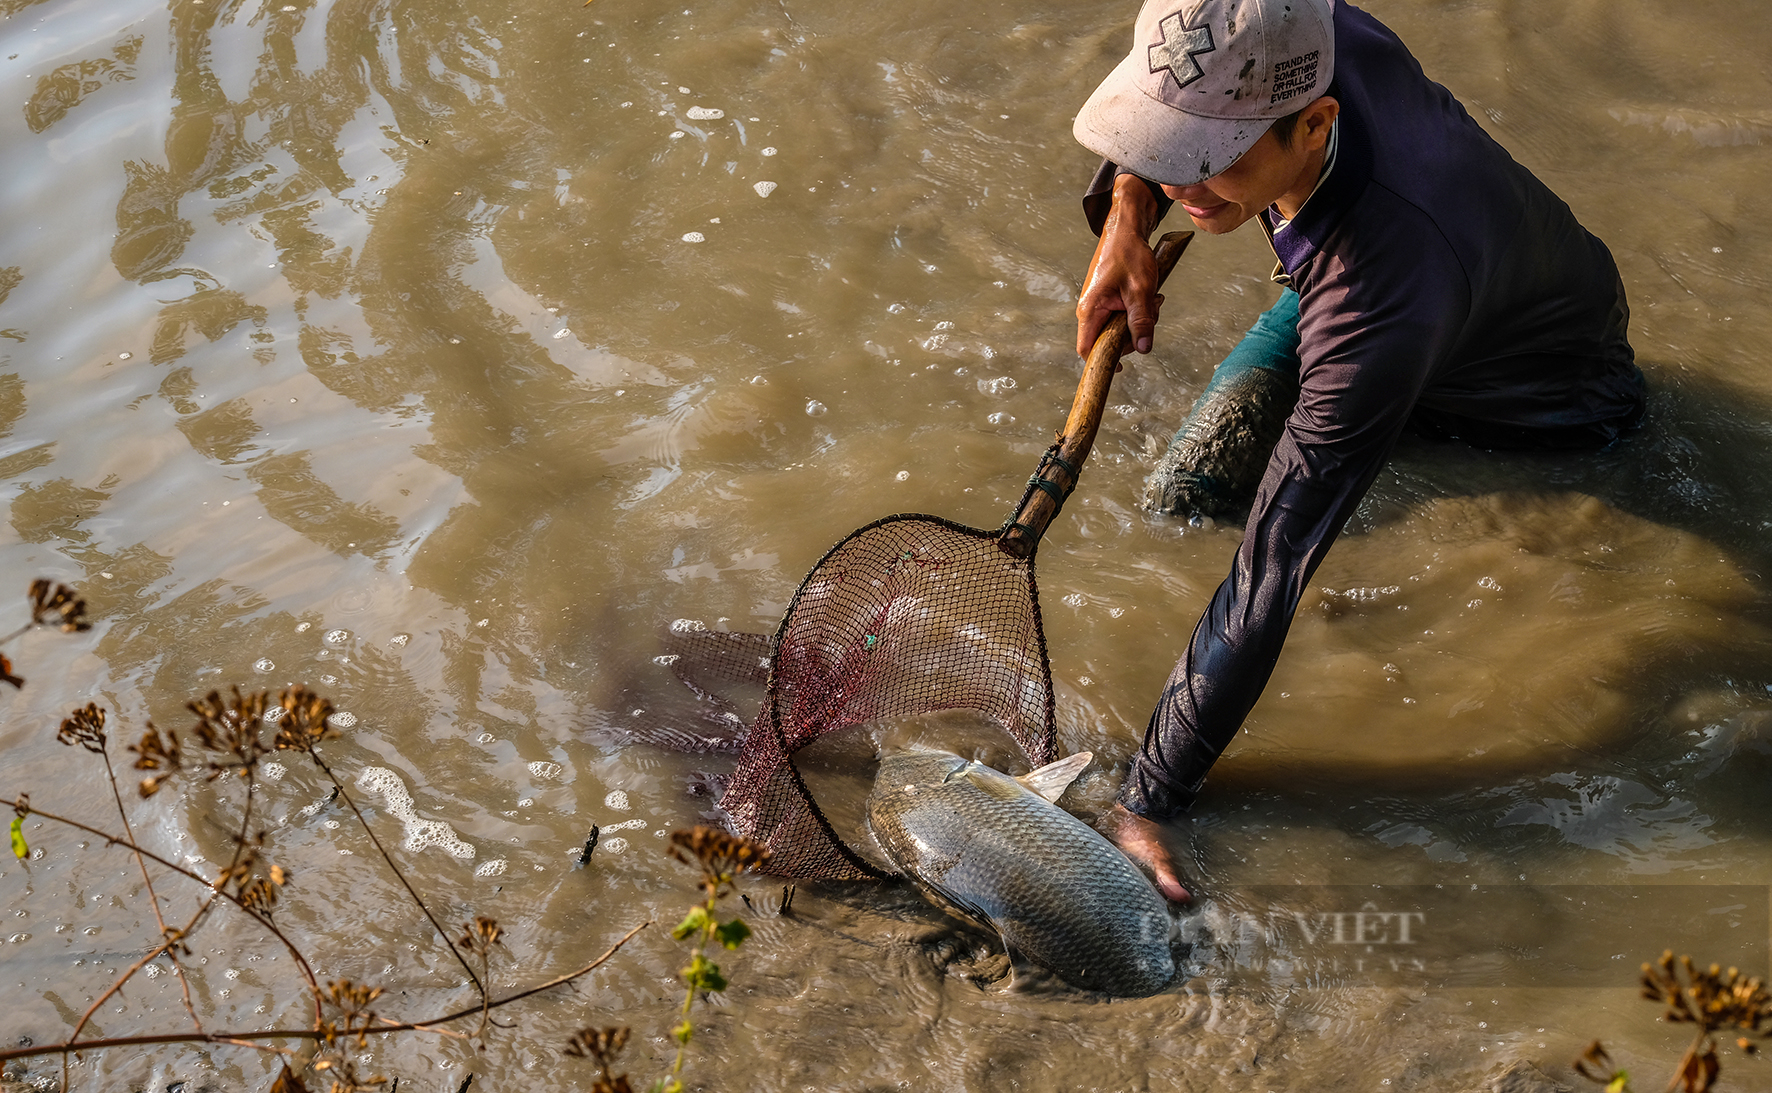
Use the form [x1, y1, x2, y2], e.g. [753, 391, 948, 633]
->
[1076, 306, 1111, 359]
[1125, 293, 1156, 356]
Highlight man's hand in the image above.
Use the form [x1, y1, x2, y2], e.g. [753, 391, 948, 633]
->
[1098, 803, 1193, 903]
[1077, 172, 1164, 358]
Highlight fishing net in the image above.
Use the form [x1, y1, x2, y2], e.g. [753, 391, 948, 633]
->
[716, 231, 1194, 880]
[720, 472, 1067, 879]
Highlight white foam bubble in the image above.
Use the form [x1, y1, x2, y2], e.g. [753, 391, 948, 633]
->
[805, 400, 827, 416]
[329, 712, 357, 728]
[602, 818, 647, 833]
[686, 106, 723, 120]
[474, 859, 508, 878]
[261, 762, 286, 782]
[296, 622, 312, 633]
[681, 231, 705, 242]
[653, 654, 681, 666]
[389, 633, 411, 648]
[354, 767, 476, 859]
[254, 658, 275, 673]
[761, 146, 777, 156]
[670, 618, 707, 633]
[552, 328, 571, 340]
[602, 837, 629, 855]
[604, 790, 631, 811]
[324, 629, 351, 645]
[264, 707, 286, 723]
[527, 761, 563, 781]
[753, 181, 777, 198]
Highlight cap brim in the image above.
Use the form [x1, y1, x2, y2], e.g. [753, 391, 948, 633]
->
[1073, 49, 1271, 187]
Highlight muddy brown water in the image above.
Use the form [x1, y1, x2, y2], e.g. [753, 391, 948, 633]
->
[2, 0, 1770, 1089]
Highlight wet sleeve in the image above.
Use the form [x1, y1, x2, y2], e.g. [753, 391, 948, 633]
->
[1082, 159, 1175, 237]
[1121, 200, 1474, 819]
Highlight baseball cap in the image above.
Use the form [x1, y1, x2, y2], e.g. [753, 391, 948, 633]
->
[1074, 0, 1335, 186]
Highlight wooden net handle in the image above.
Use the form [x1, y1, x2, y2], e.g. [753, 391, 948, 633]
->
[999, 230, 1195, 559]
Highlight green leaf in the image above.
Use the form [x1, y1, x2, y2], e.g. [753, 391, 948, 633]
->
[671, 906, 710, 941]
[9, 816, 25, 860]
[672, 1019, 692, 1044]
[683, 953, 727, 992]
[714, 917, 751, 950]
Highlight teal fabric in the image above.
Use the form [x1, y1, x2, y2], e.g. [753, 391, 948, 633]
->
[1203, 287, 1301, 395]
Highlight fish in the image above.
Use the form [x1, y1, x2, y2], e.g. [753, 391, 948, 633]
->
[865, 748, 1176, 997]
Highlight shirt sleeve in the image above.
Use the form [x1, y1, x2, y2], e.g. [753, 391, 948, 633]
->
[1082, 159, 1176, 237]
[1120, 191, 1474, 818]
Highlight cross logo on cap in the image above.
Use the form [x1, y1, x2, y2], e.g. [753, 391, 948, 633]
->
[1148, 12, 1215, 91]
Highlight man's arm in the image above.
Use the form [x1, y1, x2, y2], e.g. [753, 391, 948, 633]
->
[1077, 171, 1168, 357]
[1120, 204, 1474, 818]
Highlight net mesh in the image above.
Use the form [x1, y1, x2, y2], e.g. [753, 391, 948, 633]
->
[721, 480, 1060, 879]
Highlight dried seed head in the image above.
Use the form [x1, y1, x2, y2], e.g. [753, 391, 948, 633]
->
[188, 686, 271, 778]
[56, 703, 107, 753]
[456, 915, 505, 958]
[669, 826, 772, 895]
[1, 653, 22, 690]
[320, 978, 385, 1049]
[29, 579, 90, 632]
[129, 722, 184, 798]
[1638, 950, 1772, 1042]
[273, 685, 337, 750]
[564, 1025, 634, 1092]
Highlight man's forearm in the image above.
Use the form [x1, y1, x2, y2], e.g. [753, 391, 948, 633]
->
[1081, 161, 1173, 237]
[1105, 171, 1163, 242]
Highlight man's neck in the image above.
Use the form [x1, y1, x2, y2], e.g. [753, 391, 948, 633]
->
[1272, 140, 1329, 222]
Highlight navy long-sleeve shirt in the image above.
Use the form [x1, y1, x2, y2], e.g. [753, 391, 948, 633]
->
[1088, 1, 1644, 818]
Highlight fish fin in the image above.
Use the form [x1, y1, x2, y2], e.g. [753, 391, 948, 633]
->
[1014, 751, 1092, 803]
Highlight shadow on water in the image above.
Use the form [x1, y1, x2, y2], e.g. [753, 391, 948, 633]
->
[1377, 365, 1772, 582]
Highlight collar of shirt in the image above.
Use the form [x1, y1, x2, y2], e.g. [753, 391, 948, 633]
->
[1260, 77, 1377, 282]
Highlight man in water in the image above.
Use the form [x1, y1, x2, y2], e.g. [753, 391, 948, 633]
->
[1072, 0, 1645, 900]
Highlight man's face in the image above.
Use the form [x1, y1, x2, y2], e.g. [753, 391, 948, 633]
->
[1158, 99, 1338, 234]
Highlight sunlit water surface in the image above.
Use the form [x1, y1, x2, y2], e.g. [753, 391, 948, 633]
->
[2, 0, 1770, 1088]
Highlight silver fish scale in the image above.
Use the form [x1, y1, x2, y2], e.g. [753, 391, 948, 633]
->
[867, 751, 1174, 996]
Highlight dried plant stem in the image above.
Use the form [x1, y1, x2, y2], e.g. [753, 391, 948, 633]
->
[302, 744, 485, 1001]
[60, 776, 263, 1092]
[0, 621, 32, 646]
[0, 921, 651, 1066]
[98, 747, 204, 1033]
[0, 796, 326, 1015]
[1668, 1027, 1711, 1093]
